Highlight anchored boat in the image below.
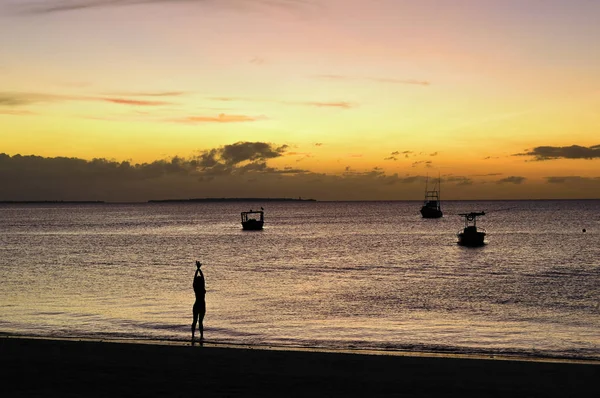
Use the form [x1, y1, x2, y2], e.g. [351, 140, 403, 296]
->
[457, 212, 486, 246]
[241, 209, 264, 230]
[420, 175, 443, 218]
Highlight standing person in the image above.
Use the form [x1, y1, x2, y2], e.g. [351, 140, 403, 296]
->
[191, 260, 206, 345]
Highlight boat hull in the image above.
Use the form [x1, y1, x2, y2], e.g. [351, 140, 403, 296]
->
[420, 206, 443, 218]
[242, 220, 264, 230]
[457, 231, 486, 246]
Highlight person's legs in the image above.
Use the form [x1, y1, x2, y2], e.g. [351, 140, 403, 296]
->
[191, 308, 198, 344]
[199, 308, 205, 341]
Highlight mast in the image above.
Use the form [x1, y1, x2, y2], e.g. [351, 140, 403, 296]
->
[438, 172, 441, 205]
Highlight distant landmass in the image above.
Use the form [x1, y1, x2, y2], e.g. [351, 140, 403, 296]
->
[0, 200, 105, 204]
[148, 197, 317, 203]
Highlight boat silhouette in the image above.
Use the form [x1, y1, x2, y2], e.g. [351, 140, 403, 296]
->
[420, 175, 443, 218]
[457, 212, 486, 246]
[241, 208, 264, 230]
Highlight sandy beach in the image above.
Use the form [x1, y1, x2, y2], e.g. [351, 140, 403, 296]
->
[2, 337, 598, 397]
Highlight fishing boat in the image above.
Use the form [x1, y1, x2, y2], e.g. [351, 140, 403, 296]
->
[241, 209, 264, 230]
[457, 212, 486, 246]
[420, 175, 443, 218]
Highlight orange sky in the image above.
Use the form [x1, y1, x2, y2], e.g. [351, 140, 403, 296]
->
[1, 0, 599, 201]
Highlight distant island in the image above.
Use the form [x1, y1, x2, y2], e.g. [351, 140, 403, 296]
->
[0, 200, 105, 204]
[148, 197, 317, 203]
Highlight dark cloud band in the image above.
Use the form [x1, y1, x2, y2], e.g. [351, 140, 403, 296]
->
[513, 144, 600, 160]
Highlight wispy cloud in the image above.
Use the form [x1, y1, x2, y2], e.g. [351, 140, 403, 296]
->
[0, 91, 176, 107]
[472, 173, 503, 177]
[10, 0, 314, 15]
[209, 96, 355, 109]
[103, 98, 173, 106]
[301, 101, 352, 109]
[249, 56, 266, 65]
[411, 160, 432, 168]
[314, 74, 430, 86]
[0, 109, 37, 115]
[0, 92, 64, 106]
[383, 150, 415, 161]
[444, 176, 473, 186]
[496, 176, 526, 184]
[107, 91, 187, 97]
[384, 151, 400, 161]
[513, 144, 600, 160]
[546, 176, 600, 184]
[173, 113, 264, 123]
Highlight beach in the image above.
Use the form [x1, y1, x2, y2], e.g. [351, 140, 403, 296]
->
[2, 337, 598, 397]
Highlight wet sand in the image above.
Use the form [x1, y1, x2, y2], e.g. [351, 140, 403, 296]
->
[2, 337, 598, 397]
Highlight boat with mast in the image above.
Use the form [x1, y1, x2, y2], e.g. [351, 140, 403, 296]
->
[420, 175, 443, 218]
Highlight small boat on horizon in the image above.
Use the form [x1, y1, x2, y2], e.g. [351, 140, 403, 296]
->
[457, 211, 486, 246]
[241, 208, 264, 230]
[420, 175, 443, 218]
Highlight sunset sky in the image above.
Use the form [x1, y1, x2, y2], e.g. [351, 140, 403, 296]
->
[1, 0, 599, 201]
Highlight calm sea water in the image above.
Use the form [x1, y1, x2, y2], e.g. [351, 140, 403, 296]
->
[1, 200, 599, 360]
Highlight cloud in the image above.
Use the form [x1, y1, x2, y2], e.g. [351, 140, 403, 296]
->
[107, 91, 187, 97]
[209, 97, 241, 102]
[344, 167, 384, 177]
[174, 113, 264, 123]
[219, 142, 288, 165]
[472, 173, 503, 177]
[513, 144, 600, 160]
[301, 101, 353, 109]
[102, 98, 173, 106]
[496, 176, 526, 184]
[314, 143, 323, 147]
[7, 148, 594, 201]
[429, 152, 438, 157]
[249, 56, 266, 65]
[315, 74, 430, 86]
[0, 142, 300, 200]
[367, 77, 430, 86]
[0, 109, 36, 115]
[0, 92, 64, 106]
[11, 0, 313, 15]
[411, 160, 432, 168]
[0, 91, 175, 107]
[546, 176, 600, 184]
[209, 96, 355, 109]
[384, 151, 401, 161]
[444, 176, 473, 186]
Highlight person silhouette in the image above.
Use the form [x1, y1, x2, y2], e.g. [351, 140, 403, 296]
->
[191, 260, 206, 345]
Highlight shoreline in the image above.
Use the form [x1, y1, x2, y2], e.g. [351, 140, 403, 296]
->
[2, 336, 598, 397]
[3, 334, 598, 365]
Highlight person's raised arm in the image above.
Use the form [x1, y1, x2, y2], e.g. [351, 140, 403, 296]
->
[198, 260, 205, 272]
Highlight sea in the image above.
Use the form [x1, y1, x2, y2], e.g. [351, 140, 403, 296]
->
[1, 200, 599, 360]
